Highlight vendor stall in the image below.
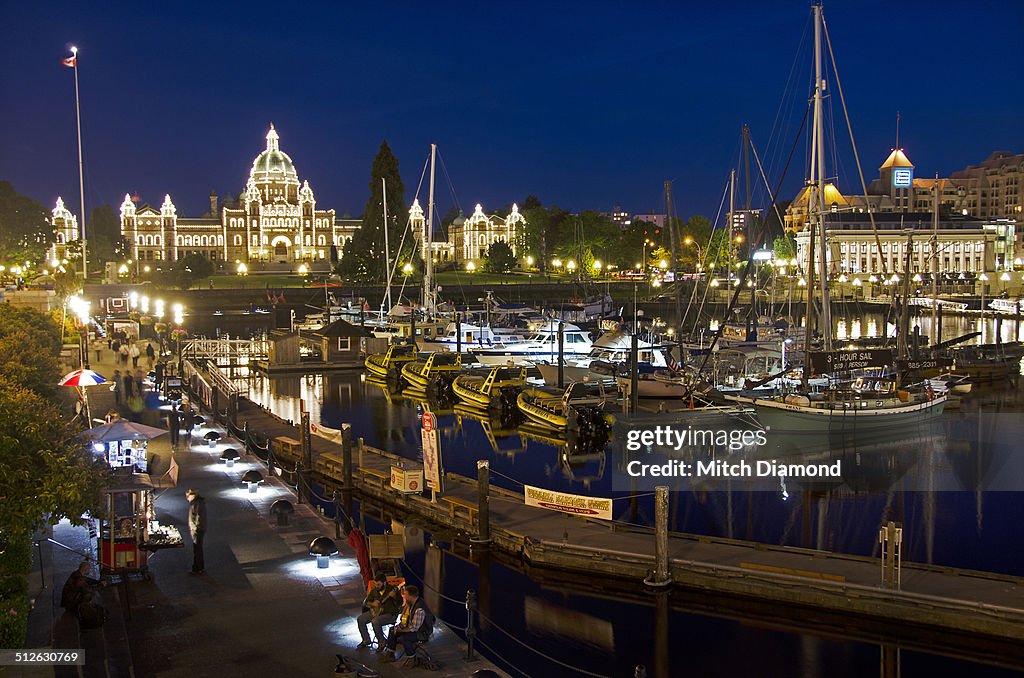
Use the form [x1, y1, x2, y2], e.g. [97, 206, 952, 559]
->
[99, 471, 182, 580]
[81, 420, 167, 473]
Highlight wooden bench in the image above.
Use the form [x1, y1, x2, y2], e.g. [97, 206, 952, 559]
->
[361, 467, 390, 488]
[315, 452, 346, 479]
[442, 495, 478, 525]
[272, 436, 302, 463]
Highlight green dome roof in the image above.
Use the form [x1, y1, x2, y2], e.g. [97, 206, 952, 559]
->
[250, 125, 298, 183]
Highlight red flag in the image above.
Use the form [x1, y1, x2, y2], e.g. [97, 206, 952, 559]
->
[62, 56, 76, 68]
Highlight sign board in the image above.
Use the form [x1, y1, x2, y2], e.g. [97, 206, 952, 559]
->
[390, 466, 424, 494]
[893, 168, 913, 188]
[524, 485, 613, 520]
[897, 357, 952, 372]
[421, 428, 441, 491]
[421, 412, 436, 433]
[809, 349, 894, 375]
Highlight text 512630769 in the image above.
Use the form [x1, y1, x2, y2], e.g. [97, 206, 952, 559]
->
[0, 650, 85, 665]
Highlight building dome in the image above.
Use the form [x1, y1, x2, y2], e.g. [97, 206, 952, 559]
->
[250, 124, 298, 185]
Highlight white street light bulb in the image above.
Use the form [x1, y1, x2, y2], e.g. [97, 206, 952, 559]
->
[70, 46, 78, 54]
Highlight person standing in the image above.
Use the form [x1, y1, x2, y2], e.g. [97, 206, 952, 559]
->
[119, 343, 129, 367]
[112, 369, 122, 405]
[355, 574, 401, 649]
[185, 489, 207, 574]
[146, 343, 156, 368]
[183, 407, 195, 442]
[167, 407, 180, 447]
[130, 342, 141, 368]
[122, 371, 134, 400]
[154, 361, 164, 391]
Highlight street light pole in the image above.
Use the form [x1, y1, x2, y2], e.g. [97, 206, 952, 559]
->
[68, 46, 88, 281]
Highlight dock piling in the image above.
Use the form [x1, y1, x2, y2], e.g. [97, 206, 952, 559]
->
[557, 321, 564, 388]
[644, 486, 671, 588]
[471, 460, 492, 546]
[342, 424, 354, 518]
[630, 331, 639, 414]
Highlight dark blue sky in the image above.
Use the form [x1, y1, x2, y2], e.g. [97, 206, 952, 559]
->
[2, 1, 1022, 226]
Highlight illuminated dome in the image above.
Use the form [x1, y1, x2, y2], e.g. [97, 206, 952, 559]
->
[250, 124, 298, 185]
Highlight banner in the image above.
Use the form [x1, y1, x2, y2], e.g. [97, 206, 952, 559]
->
[421, 428, 441, 491]
[524, 485, 612, 520]
[808, 349, 893, 375]
[309, 421, 343, 444]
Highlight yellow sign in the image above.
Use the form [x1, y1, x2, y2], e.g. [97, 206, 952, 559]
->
[523, 485, 612, 520]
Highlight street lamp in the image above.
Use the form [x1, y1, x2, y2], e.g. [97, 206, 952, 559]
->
[593, 260, 602, 278]
[552, 258, 562, 271]
[467, 261, 476, 273]
[237, 262, 248, 275]
[298, 263, 308, 276]
[526, 255, 535, 268]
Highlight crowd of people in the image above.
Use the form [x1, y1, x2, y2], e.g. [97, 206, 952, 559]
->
[354, 578, 435, 662]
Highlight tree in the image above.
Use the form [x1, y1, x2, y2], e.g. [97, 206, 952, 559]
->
[85, 204, 123, 267]
[483, 241, 516, 273]
[338, 141, 409, 282]
[0, 181, 51, 264]
[174, 253, 215, 288]
[0, 305, 62, 396]
[773, 233, 797, 262]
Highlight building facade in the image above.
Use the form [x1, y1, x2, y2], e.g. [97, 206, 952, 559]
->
[121, 125, 360, 267]
[447, 203, 522, 263]
[49, 196, 79, 264]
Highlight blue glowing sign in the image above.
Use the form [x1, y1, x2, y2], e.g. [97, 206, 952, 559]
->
[893, 168, 913, 188]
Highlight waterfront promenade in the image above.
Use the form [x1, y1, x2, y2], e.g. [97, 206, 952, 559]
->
[228, 392, 1024, 669]
[21, 346, 504, 678]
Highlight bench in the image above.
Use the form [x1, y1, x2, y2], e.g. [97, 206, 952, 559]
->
[442, 496, 478, 525]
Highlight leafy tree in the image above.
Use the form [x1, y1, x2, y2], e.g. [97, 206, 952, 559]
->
[338, 141, 409, 282]
[85, 204, 123, 268]
[483, 241, 516, 273]
[521, 195, 542, 211]
[174, 253, 215, 288]
[0, 181, 51, 264]
[774, 233, 798, 262]
[0, 375, 108, 537]
[0, 305, 62, 396]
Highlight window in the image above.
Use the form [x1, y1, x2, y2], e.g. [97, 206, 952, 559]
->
[337, 337, 351, 351]
[234, 235, 242, 246]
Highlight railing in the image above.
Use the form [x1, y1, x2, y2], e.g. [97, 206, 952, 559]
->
[184, 337, 269, 361]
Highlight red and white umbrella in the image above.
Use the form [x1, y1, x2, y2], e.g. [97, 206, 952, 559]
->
[59, 369, 107, 387]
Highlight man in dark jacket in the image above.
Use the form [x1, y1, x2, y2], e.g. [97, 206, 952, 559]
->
[167, 407, 180, 447]
[60, 561, 100, 613]
[355, 574, 401, 649]
[183, 407, 195, 441]
[186, 489, 207, 573]
[381, 585, 434, 661]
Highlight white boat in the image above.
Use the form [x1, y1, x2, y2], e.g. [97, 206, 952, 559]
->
[417, 322, 529, 354]
[470, 321, 593, 366]
[535, 327, 671, 384]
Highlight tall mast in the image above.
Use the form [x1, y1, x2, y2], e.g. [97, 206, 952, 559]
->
[728, 169, 735, 280]
[931, 173, 939, 345]
[382, 177, 392, 315]
[813, 3, 832, 351]
[70, 47, 87, 281]
[424, 144, 437, 316]
[665, 179, 680, 339]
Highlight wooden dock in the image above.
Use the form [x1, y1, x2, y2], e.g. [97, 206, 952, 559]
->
[228, 395, 1024, 666]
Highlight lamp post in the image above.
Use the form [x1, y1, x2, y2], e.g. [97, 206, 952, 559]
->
[979, 272, 989, 341]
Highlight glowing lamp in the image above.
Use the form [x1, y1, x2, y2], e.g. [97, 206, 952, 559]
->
[220, 448, 240, 468]
[271, 499, 294, 527]
[309, 536, 338, 569]
[203, 430, 221, 448]
[241, 469, 264, 494]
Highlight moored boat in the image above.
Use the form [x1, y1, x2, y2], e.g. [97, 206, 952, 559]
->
[400, 352, 463, 389]
[365, 343, 418, 380]
[452, 366, 527, 409]
[517, 382, 612, 431]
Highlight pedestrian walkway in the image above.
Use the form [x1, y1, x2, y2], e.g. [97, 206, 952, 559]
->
[30, 350, 507, 677]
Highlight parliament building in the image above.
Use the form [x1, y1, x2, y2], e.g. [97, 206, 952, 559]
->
[119, 125, 359, 267]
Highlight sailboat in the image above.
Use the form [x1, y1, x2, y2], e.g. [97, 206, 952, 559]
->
[732, 4, 946, 433]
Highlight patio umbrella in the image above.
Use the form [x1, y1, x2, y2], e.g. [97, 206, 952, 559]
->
[59, 369, 107, 425]
[59, 369, 107, 387]
[81, 420, 167, 442]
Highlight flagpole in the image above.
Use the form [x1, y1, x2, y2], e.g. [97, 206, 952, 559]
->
[70, 46, 87, 281]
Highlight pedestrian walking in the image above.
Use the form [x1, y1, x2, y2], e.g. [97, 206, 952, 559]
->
[183, 407, 194, 441]
[167, 407, 180, 447]
[185, 489, 207, 574]
[146, 343, 155, 368]
[119, 343, 129, 367]
[122, 372, 134, 399]
[130, 343, 140, 367]
[154, 361, 164, 391]
[134, 369, 144, 396]
[112, 369, 122, 405]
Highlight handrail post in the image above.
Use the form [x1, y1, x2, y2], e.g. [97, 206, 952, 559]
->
[464, 588, 477, 660]
[295, 462, 304, 504]
[342, 424, 354, 519]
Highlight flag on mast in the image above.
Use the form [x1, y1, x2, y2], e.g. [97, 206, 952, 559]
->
[62, 55, 76, 68]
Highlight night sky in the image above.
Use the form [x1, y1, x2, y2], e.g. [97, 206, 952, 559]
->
[2, 1, 1022, 226]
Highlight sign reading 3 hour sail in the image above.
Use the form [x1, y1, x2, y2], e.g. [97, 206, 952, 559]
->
[809, 349, 894, 375]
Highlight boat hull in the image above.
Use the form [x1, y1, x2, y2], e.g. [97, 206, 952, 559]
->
[744, 395, 947, 433]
